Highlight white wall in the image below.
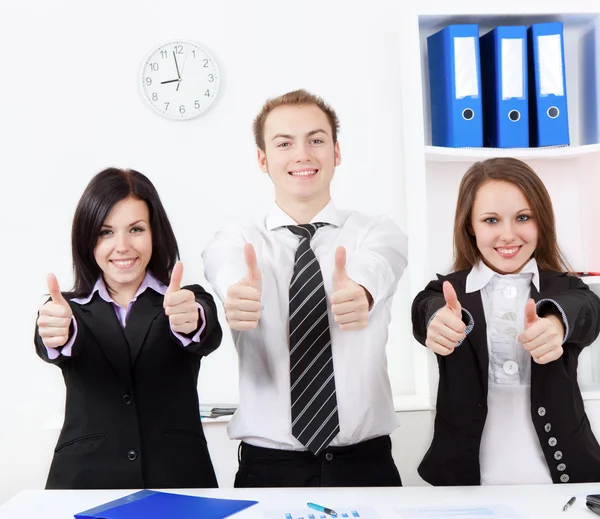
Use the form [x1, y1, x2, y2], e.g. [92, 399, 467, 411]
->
[0, 0, 414, 504]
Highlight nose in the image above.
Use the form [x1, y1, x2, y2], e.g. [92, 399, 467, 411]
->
[293, 142, 312, 162]
[499, 221, 516, 243]
[115, 232, 131, 253]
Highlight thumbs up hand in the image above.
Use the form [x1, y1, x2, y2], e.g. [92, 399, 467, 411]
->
[518, 299, 564, 364]
[330, 246, 371, 331]
[425, 281, 467, 356]
[37, 273, 73, 349]
[224, 243, 262, 331]
[164, 261, 199, 334]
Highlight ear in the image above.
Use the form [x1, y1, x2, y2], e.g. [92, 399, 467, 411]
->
[334, 141, 341, 167]
[257, 148, 269, 173]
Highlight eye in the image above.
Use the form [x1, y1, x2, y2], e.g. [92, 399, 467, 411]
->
[484, 217, 498, 224]
[130, 227, 145, 233]
[310, 138, 324, 145]
[517, 214, 530, 222]
[276, 141, 290, 148]
[99, 229, 113, 236]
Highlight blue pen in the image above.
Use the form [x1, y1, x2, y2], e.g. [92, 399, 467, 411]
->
[307, 502, 338, 517]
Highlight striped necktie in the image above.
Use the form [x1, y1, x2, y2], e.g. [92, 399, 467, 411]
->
[286, 223, 339, 455]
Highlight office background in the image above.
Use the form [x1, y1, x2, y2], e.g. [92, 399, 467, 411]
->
[1, 0, 599, 504]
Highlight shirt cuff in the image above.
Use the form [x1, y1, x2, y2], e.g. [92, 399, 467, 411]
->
[170, 302, 206, 347]
[45, 316, 77, 359]
[427, 306, 474, 347]
[536, 298, 569, 344]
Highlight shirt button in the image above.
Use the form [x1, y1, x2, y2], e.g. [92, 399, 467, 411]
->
[122, 395, 132, 405]
[554, 451, 563, 460]
[503, 285, 517, 299]
[325, 453, 334, 461]
[127, 449, 138, 461]
[544, 423, 551, 433]
[538, 407, 546, 417]
[557, 463, 566, 471]
[548, 437, 557, 447]
[503, 360, 519, 375]
[560, 474, 570, 483]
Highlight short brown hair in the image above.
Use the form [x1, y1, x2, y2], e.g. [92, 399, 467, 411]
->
[252, 89, 340, 151]
[452, 157, 570, 273]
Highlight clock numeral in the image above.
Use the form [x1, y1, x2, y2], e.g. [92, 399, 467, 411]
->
[179, 105, 186, 114]
[152, 93, 158, 101]
[174, 44, 183, 54]
[149, 62, 159, 72]
[194, 100, 201, 110]
[160, 50, 168, 59]
[145, 77, 152, 86]
[205, 89, 211, 97]
[164, 102, 169, 111]
[192, 50, 196, 58]
[203, 58, 209, 68]
[208, 74, 214, 83]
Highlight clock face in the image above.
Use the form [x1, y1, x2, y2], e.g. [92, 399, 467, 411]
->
[140, 40, 220, 120]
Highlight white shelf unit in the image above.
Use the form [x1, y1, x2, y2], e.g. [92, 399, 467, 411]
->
[398, 3, 600, 406]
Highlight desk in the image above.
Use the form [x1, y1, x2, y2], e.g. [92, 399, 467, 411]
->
[2, 484, 600, 519]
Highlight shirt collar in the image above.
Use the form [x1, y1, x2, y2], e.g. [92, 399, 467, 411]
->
[265, 200, 342, 231]
[465, 257, 540, 293]
[71, 271, 167, 305]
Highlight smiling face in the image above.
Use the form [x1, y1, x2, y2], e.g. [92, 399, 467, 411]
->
[257, 103, 341, 215]
[93, 196, 152, 295]
[470, 180, 538, 274]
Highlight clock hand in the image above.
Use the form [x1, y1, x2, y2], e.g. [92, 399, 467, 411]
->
[173, 50, 181, 80]
[161, 78, 181, 84]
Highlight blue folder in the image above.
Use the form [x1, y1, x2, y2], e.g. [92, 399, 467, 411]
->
[527, 22, 570, 146]
[480, 26, 529, 148]
[427, 24, 483, 147]
[74, 490, 258, 519]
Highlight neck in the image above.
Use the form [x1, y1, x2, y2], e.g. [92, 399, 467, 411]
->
[104, 277, 144, 308]
[275, 195, 330, 224]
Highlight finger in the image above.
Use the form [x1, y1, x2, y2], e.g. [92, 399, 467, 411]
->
[331, 300, 365, 316]
[244, 243, 261, 282]
[38, 325, 70, 338]
[523, 329, 561, 353]
[164, 288, 195, 309]
[227, 285, 261, 302]
[434, 308, 467, 333]
[42, 336, 69, 349]
[330, 287, 364, 306]
[335, 310, 368, 325]
[39, 302, 72, 318]
[518, 319, 547, 345]
[167, 261, 184, 293]
[428, 332, 460, 350]
[37, 315, 71, 328]
[442, 281, 461, 316]
[425, 337, 455, 356]
[533, 346, 564, 365]
[226, 309, 261, 322]
[47, 273, 67, 305]
[429, 322, 466, 344]
[169, 313, 197, 327]
[224, 299, 261, 313]
[339, 320, 369, 331]
[228, 320, 259, 331]
[524, 298, 538, 329]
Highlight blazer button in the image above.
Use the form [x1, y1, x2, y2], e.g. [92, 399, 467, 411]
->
[548, 437, 557, 447]
[557, 463, 566, 471]
[537, 407, 546, 417]
[554, 451, 563, 460]
[127, 449, 138, 461]
[560, 474, 570, 483]
[325, 453, 334, 461]
[544, 423, 551, 433]
[122, 395, 132, 405]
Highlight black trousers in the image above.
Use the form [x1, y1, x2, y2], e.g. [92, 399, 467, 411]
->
[234, 435, 402, 487]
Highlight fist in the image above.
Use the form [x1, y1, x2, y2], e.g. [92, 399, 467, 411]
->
[425, 281, 467, 356]
[164, 261, 199, 335]
[37, 273, 73, 349]
[224, 243, 262, 331]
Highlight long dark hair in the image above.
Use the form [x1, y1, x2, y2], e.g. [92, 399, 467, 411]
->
[452, 157, 570, 273]
[71, 168, 179, 296]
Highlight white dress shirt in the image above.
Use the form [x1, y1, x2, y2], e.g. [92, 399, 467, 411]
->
[202, 201, 408, 450]
[466, 259, 553, 484]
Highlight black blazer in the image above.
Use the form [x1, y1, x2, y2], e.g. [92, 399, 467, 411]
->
[34, 284, 223, 490]
[412, 268, 600, 486]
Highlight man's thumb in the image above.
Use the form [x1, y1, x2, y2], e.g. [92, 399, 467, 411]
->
[332, 246, 348, 289]
[244, 243, 261, 284]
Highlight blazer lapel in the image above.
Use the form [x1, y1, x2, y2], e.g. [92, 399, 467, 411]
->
[458, 279, 489, 394]
[79, 295, 133, 390]
[125, 289, 164, 366]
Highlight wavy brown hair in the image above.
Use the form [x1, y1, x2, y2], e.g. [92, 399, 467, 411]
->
[452, 157, 570, 273]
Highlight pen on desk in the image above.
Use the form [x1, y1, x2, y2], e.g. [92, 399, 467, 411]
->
[563, 496, 576, 511]
[307, 502, 338, 517]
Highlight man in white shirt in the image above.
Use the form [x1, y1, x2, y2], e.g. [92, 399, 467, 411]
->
[202, 89, 408, 487]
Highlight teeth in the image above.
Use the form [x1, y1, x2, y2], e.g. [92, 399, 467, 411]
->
[290, 170, 317, 176]
[498, 247, 519, 254]
[113, 259, 135, 267]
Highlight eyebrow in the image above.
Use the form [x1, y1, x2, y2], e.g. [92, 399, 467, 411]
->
[479, 208, 531, 216]
[101, 220, 147, 228]
[271, 128, 328, 141]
